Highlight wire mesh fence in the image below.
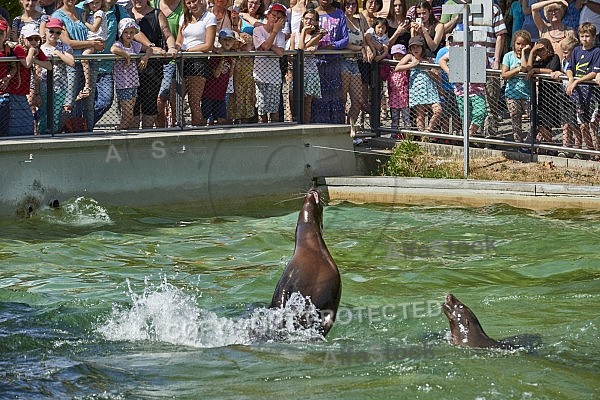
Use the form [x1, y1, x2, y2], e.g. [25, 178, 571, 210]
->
[2, 49, 600, 161]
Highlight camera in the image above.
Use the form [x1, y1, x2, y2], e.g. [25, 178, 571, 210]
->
[415, 17, 422, 25]
[404, 17, 411, 25]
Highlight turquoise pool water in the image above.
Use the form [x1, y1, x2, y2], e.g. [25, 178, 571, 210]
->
[0, 197, 598, 399]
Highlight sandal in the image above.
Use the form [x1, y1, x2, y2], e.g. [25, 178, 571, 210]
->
[76, 87, 91, 101]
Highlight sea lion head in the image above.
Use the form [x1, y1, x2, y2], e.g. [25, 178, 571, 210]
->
[443, 293, 493, 347]
[299, 189, 323, 231]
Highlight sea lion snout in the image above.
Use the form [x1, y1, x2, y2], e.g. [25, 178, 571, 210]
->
[443, 293, 463, 319]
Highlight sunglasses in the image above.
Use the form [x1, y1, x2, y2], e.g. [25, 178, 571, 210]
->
[547, 8, 560, 14]
[27, 36, 42, 42]
[345, 2, 357, 6]
[48, 29, 62, 35]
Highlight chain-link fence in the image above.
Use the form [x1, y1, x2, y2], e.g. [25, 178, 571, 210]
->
[3, 49, 600, 161]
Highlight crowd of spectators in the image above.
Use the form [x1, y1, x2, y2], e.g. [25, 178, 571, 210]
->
[1, 0, 600, 157]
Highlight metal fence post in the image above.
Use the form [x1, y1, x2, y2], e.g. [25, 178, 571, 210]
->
[293, 49, 305, 124]
[47, 58, 54, 136]
[175, 55, 184, 129]
[370, 61, 381, 136]
[529, 76, 537, 160]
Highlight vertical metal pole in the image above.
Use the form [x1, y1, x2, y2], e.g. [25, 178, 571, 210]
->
[371, 61, 381, 136]
[176, 55, 184, 129]
[529, 77, 537, 160]
[293, 49, 305, 124]
[47, 58, 55, 135]
[462, 6, 470, 178]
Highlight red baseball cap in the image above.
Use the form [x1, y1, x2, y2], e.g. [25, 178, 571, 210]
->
[268, 3, 287, 15]
[0, 19, 8, 32]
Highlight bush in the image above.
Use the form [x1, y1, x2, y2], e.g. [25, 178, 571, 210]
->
[379, 140, 462, 179]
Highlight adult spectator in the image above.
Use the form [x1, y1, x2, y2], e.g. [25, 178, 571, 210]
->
[0, 7, 9, 23]
[176, 0, 216, 126]
[341, 0, 370, 134]
[10, 0, 49, 42]
[131, 0, 177, 128]
[386, 0, 410, 48]
[362, 0, 383, 28]
[579, 0, 600, 39]
[53, 0, 105, 131]
[313, 0, 349, 123]
[152, 0, 183, 128]
[532, 0, 576, 55]
[441, 0, 507, 137]
[239, 0, 265, 34]
[562, 0, 581, 31]
[39, 0, 58, 16]
[521, 0, 540, 42]
[212, 0, 234, 30]
[406, 0, 442, 22]
[71, 0, 131, 126]
[410, 0, 444, 56]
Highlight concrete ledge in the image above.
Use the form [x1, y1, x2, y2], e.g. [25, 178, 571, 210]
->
[0, 125, 358, 218]
[318, 176, 600, 210]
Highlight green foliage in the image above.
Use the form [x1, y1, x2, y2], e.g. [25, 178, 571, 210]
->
[3, 1, 22, 23]
[380, 140, 462, 179]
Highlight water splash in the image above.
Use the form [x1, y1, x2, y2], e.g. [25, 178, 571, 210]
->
[40, 196, 112, 226]
[96, 278, 324, 347]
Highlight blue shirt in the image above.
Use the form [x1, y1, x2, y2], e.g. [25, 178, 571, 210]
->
[502, 50, 529, 99]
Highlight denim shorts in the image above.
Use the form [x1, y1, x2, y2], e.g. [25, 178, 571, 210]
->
[159, 62, 176, 98]
[341, 58, 360, 75]
[116, 88, 138, 101]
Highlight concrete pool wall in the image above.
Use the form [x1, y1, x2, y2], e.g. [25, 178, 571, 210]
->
[0, 125, 358, 218]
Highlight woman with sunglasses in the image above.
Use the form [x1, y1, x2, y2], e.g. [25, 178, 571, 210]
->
[531, 0, 575, 55]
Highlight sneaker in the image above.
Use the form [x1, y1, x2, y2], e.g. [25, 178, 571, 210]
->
[557, 152, 568, 158]
[353, 138, 363, 145]
[573, 153, 583, 160]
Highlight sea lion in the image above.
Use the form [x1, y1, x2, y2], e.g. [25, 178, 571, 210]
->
[270, 189, 341, 337]
[443, 293, 505, 348]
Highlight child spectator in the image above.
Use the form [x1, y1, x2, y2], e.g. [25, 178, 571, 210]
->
[525, 38, 561, 147]
[0, 19, 14, 136]
[202, 28, 236, 125]
[395, 35, 441, 133]
[438, 43, 488, 139]
[4, 24, 52, 136]
[10, 0, 49, 43]
[289, 9, 323, 123]
[501, 29, 531, 143]
[552, 35, 579, 156]
[387, 43, 409, 138]
[434, 37, 459, 136]
[111, 18, 152, 130]
[566, 22, 600, 158]
[39, 17, 75, 134]
[366, 17, 390, 60]
[79, 0, 108, 101]
[253, 3, 286, 123]
[228, 32, 255, 124]
[368, 17, 391, 118]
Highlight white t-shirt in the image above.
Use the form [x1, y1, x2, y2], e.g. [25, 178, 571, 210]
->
[253, 25, 286, 84]
[179, 11, 218, 51]
[87, 10, 108, 41]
